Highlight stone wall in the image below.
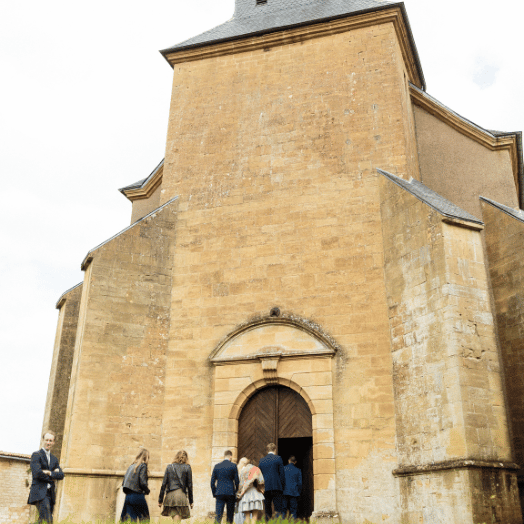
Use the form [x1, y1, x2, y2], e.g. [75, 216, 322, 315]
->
[158, 20, 417, 523]
[0, 453, 31, 524]
[413, 104, 518, 220]
[56, 197, 178, 522]
[380, 175, 520, 523]
[42, 283, 82, 460]
[482, 198, 524, 510]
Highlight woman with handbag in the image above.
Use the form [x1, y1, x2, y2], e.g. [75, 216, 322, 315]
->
[120, 448, 151, 522]
[237, 458, 265, 524]
[158, 450, 194, 522]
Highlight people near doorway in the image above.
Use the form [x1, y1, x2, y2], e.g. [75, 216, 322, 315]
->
[237, 457, 265, 524]
[120, 448, 151, 522]
[28, 430, 64, 523]
[258, 443, 285, 520]
[211, 450, 240, 524]
[234, 458, 249, 524]
[283, 456, 302, 520]
[158, 450, 194, 522]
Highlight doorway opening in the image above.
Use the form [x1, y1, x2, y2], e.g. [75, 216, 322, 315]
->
[237, 385, 314, 519]
[278, 436, 314, 520]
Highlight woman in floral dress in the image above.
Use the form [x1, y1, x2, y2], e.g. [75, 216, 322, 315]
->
[237, 459, 265, 524]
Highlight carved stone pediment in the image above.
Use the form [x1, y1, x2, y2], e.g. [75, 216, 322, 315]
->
[209, 316, 337, 365]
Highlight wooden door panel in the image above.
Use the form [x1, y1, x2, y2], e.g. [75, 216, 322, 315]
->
[278, 387, 312, 439]
[238, 386, 312, 461]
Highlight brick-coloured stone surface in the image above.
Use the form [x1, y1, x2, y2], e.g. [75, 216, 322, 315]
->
[0, 455, 31, 524]
[56, 199, 178, 522]
[482, 200, 524, 510]
[157, 22, 416, 523]
[380, 176, 519, 522]
[42, 284, 82, 461]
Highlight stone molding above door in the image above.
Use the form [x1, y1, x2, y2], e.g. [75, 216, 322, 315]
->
[209, 314, 338, 515]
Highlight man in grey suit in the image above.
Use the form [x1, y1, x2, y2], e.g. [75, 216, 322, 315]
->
[28, 431, 64, 523]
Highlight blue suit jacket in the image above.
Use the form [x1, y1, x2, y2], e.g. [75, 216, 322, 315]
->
[211, 459, 239, 498]
[283, 463, 302, 497]
[258, 453, 285, 492]
[28, 449, 64, 504]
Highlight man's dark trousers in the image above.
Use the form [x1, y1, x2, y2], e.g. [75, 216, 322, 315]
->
[35, 489, 53, 523]
[264, 490, 285, 521]
[284, 495, 299, 520]
[215, 494, 236, 523]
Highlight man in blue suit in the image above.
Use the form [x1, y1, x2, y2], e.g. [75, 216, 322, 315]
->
[211, 450, 240, 523]
[258, 443, 285, 520]
[283, 456, 302, 520]
[28, 431, 64, 523]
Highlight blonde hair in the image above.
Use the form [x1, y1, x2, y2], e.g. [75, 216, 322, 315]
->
[133, 449, 150, 473]
[42, 431, 56, 440]
[238, 457, 249, 472]
[173, 450, 189, 464]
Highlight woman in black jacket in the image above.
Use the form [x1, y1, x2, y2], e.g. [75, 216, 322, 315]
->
[158, 450, 194, 521]
[120, 448, 150, 521]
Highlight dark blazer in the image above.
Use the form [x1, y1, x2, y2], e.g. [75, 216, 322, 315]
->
[159, 463, 193, 505]
[283, 463, 302, 497]
[210, 459, 239, 498]
[258, 453, 285, 492]
[28, 449, 64, 505]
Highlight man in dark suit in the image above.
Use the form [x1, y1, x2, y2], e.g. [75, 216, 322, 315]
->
[283, 456, 302, 520]
[28, 431, 64, 523]
[258, 443, 285, 521]
[211, 450, 240, 523]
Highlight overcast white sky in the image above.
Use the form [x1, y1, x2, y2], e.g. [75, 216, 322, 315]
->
[1, 0, 522, 455]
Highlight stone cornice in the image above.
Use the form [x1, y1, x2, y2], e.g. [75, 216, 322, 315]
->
[393, 459, 519, 477]
[410, 84, 521, 195]
[164, 7, 424, 89]
[63, 467, 164, 479]
[120, 163, 163, 202]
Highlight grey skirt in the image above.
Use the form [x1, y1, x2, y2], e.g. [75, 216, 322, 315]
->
[161, 488, 190, 519]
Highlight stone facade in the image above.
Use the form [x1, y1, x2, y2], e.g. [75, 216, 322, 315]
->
[39, 1, 524, 523]
[0, 453, 31, 524]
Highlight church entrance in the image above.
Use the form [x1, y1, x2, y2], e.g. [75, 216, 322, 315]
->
[237, 385, 314, 519]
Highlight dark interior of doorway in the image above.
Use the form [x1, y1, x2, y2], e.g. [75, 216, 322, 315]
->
[278, 436, 314, 520]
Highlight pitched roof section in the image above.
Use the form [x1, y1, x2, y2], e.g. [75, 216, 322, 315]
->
[119, 159, 164, 202]
[81, 196, 179, 270]
[378, 169, 484, 226]
[480, 197, 524, 224]
[160, 0, 424, 88]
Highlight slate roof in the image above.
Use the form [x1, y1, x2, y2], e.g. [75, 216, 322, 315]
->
[160, 0, 424, 88]
[480, 196, 524, 224]
[119, 159, 164, 194]
[377, 169, 484, 225]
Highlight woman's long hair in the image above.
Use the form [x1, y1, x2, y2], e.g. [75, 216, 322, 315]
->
[237, 457, 249, 472]
[173, 450, 189, 464]
[133, 448, 150, 473]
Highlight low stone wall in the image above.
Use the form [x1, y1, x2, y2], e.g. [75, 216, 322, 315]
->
[0, 451, 31, 524]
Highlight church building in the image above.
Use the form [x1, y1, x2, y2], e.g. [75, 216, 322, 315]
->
[43, 0, 524, 522]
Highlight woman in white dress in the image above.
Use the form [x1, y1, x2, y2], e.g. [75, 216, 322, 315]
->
[234, 458, 249, 524]
[237, 458, 265, 524]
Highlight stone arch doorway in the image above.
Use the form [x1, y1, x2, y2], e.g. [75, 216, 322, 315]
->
[237, 385, 314, 519]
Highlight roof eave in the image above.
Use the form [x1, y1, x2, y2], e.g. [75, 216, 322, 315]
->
[159, 2, 425, 90]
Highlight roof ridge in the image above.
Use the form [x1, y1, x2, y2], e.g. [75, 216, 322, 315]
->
[378, 169, 483, 225]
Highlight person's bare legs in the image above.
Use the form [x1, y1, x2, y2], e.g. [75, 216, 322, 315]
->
[172, 515, 181, 523]
[250, 509, 262, 524]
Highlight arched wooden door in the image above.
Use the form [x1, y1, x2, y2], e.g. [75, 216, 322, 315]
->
[238, 386, 314, 518]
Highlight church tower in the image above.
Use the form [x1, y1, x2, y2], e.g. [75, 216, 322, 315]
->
[46, 1, 524, 522]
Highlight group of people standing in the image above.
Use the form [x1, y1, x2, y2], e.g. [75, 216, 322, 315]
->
[121, 442, 302, 523]
[211, 443, 303, 524]
[28, 430, 302, 524]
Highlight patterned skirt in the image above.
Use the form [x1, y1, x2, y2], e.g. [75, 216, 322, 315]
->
[238, 486, 265, 513]
[161, 488, 191, 519]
